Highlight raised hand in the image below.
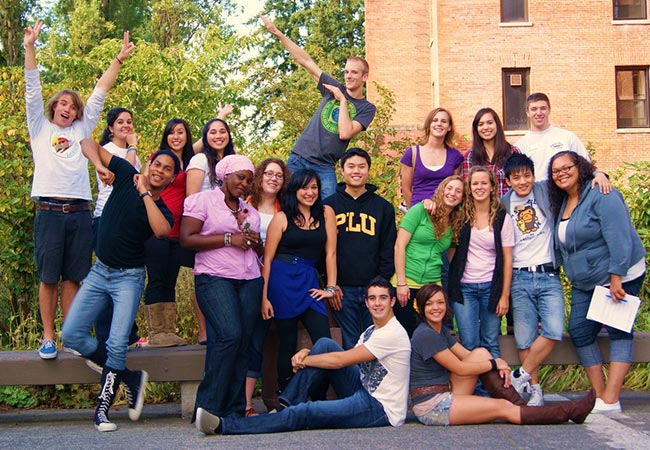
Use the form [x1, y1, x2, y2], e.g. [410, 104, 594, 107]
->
[24, 20, 44, 47]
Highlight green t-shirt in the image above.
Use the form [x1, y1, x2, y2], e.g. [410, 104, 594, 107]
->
[399, 202, 452, 285]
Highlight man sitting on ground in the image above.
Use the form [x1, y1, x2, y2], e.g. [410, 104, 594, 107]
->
[196, 276, 411, 434]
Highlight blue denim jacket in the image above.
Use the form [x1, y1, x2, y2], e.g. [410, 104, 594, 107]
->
[555, 185, 645, 291]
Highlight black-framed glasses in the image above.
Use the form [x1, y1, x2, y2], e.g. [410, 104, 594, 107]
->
[551, 164, 576, 177]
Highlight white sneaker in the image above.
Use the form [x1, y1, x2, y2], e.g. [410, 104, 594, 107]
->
[591, 397, 622, 414]
[509, 371, 531, 396]
[196, 407, 221, 435]
[527, 384, 544, 406]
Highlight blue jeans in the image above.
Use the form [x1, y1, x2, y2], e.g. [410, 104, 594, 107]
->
[332, 286, 372, 350]
[221, 338, 390, 434]
[453, 282, 502, 357]
[286, 154, 337, 200]
[61, 260, 145, 370]
[246, 315, 271, 379]
[569, 275, 645, 366]
[194, 274, 263, 418]
[510, 269, 565, 349]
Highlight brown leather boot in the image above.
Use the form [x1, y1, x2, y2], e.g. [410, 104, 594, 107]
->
[520, 389, 596, 425]
[146, 303, 187, 347]
[479, 369, 526, 406]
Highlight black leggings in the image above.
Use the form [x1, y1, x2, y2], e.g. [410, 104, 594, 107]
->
[274, 308, 331, 392]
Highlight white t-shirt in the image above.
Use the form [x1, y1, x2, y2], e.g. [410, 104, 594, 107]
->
[356, 316, 411, 427]
[515, 126, 588, 180]
[25, 69, 106, 200]
[461, 217, 515, 283]
[93, 141, 142, 218]
[186, 153, 214, 193]
[508, 191, 553, 267]
[259, 212, 273, 243]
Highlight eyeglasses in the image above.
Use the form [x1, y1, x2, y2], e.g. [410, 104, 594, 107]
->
[263, 171, 284, 180]
[551, 164, 576, 177]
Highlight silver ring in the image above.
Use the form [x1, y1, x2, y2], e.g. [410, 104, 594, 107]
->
[246, 240, 251, 245]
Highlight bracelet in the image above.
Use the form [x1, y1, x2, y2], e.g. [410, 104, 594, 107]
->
[396, 284, 407, 287]
[126, 146, 137, 153]
[324, 286, 336, 294]
[489, 358, 497, 371]
[224, 232, 231, 247]
[115, 56, 123, 64]
[139, 190, 152, 199]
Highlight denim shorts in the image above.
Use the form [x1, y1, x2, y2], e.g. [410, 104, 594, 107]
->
[510, 269, 565, 349]
[413, 392, 453, 426]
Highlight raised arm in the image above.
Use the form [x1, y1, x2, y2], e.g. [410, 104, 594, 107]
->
[95, 31, 136, 93]
[260, 15, 322, 83]
[23, 20, 43, 71]
[80, 138, 115, 186]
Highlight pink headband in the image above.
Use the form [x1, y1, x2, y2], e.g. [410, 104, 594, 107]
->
[215, 154, 255, 181]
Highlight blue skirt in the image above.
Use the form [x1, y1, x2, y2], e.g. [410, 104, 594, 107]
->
[267, 256, 327, 320]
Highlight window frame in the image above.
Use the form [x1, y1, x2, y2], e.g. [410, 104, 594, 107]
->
[502, 68, 530, 131]
[615, 66, 650, 129]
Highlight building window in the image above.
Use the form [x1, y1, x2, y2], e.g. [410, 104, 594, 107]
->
[616, 67, 649, 128]
[501, 0, 528, 22]
[613, 0, 647, 20]
[502, 68, 529, 131]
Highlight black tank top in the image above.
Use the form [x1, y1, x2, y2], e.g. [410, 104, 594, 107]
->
[276, 216, 326, 260]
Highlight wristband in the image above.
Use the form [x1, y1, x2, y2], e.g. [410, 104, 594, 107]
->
[489, 358, 497, 371]
[139, 190, 152, 199]
[224, 232, 232, 247]
[127, 146, 137, 153]
[116, 56, 124, 64]
[396, 284, 407, 287]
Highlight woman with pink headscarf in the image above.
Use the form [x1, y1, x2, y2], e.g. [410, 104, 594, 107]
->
[180, 154, 263, 420]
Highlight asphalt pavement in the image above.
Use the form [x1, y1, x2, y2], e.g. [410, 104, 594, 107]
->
[2, 391, 649, 450]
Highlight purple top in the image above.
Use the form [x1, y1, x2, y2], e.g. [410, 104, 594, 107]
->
[401, 145, 464, 206]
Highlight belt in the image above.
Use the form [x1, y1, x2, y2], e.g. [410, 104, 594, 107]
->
[274, 253, 317, 267]
[514, 263, 557, 273]
[37, 202, 90, 213]
[409, 384, 450, 398]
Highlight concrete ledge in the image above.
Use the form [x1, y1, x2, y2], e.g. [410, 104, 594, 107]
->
[2, 332, 649, 417]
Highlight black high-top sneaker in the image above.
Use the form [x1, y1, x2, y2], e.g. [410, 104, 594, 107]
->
[94, 367, 121, 432]
[122, 369, 149, 421]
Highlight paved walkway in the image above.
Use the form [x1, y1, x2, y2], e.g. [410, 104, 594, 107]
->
[1, 391, 649, 450]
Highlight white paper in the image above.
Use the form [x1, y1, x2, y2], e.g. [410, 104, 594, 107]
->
[587, 285, 641, 333]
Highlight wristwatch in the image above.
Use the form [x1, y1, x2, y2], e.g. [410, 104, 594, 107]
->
[140, 190, 152, 199]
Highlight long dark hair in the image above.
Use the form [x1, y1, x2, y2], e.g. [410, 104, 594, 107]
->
[99, 107, 133, 146]
[281, 169, 324, 228]
[159, 118, 193, 169]
[202, 118, 235, 188]
[547, 151, 595, 218]
[470, 108, 514, 168]
[248, 158, 290, 209]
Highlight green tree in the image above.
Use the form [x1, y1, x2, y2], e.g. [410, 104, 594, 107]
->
[0, 0, 38, 66]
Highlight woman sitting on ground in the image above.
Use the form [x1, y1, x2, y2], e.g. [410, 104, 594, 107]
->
[409, 283, 595, 426]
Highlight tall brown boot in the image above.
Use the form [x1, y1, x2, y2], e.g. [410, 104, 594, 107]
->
[146, 303, 188, 347]
[479, 369, 526, 406]
[520, 390, 596, 425]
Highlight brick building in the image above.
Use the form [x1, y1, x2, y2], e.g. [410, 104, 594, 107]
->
[365, 0, 650, 169]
